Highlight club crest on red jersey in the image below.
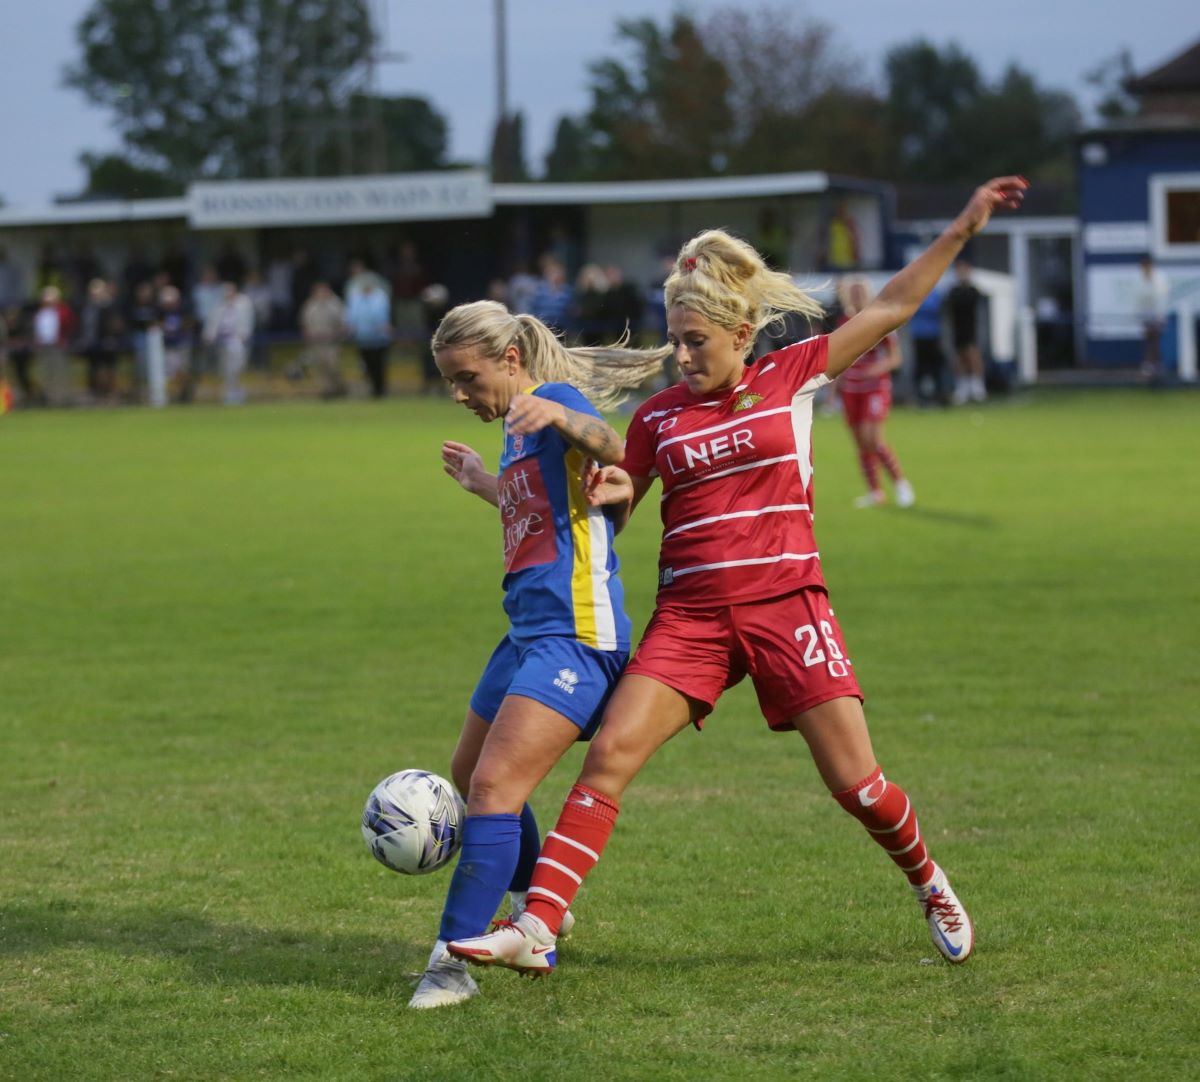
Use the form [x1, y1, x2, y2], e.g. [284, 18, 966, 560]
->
[732, 392, 763, 412]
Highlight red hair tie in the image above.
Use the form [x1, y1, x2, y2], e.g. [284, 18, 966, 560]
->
[683, 256, 698, 271]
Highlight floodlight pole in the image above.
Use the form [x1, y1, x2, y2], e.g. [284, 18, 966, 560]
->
[495, 0, 509, 134]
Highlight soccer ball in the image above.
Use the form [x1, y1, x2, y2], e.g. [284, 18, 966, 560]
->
[361, 770, 465, 875]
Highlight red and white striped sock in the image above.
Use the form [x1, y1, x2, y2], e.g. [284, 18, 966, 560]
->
[833, 766, 935, 889]
[524, 784, 619, 937]
[857, 447, 881, 492]
[877, 442, 904, 482]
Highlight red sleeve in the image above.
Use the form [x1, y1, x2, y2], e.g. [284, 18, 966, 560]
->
[620, 402, 658, 478]
[767, 335, 828, 391]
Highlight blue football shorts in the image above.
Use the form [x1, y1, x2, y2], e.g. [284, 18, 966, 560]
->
[469, 633, 628, 738]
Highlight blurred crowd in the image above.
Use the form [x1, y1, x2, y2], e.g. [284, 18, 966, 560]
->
[0, 239, 1005, 411]
[0, 241, 668, 409]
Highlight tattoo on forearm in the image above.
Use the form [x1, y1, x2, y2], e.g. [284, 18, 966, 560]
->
[562, 410, 619, 458]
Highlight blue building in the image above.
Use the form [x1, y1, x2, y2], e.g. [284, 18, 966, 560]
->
[1078, 40, 1200, 371]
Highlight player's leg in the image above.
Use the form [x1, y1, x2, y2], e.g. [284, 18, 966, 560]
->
[412, 697, 582, 1008]
[791, 696, 973, 963]
[442, 694, 583, 934]
[448, 675, 701, 973]
[967, 342, 984, 400]
[952, 344, 971, 404]
[850, 419, 884, 506]
[741, 588, 970, 963]
[867, 401, 914, 508]
[449, 608, 732, 974]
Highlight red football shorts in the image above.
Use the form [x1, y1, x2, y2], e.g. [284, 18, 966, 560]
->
[840, 385, 891, 425]
[624, 588, 864, 730]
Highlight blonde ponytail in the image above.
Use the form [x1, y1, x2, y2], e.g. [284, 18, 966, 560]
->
[432, 300, 669, 411]
[665, 229, 825, 352]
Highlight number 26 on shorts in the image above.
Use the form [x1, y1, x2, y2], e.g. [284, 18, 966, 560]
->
[794, 622, 851, 678]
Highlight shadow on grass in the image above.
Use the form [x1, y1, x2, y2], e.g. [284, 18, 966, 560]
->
[0, 901, 427, 995]
[887, 506, 998, 529]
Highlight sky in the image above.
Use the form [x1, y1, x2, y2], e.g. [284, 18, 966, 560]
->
[1, 1, 1196, 207]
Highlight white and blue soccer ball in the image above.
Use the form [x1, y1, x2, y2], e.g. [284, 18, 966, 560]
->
[361, 770, 465, 875]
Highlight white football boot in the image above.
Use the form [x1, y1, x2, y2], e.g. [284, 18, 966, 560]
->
[915, 864, 974, 963]
[853, 490, 885, 509]
[408, 948, 480, 1009]
[894, 480, 916, 508]
[507, 891, 575, 940]
[448, 912, 558, 976]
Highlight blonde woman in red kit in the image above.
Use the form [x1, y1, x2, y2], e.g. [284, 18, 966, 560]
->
[450, 177, 1027, 978]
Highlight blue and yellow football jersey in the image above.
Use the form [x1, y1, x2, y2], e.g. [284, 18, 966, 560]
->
[496, 383, 631, 651]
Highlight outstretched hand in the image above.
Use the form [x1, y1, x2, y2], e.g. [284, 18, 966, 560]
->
[441, 440, 487, 492]
[955, 176, 1029, 239]
[584, 462, 635, 507]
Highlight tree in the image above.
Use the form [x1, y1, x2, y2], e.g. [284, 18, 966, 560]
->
[78, 153, 181, 199]
[544, 116, 590, 181]
[490, 111, 530, 182]
[543, 7, 887, 181]
[64, 0, 447, 182]
[885, 40, 1080, 182]
[1086, 49, 1139, 122]
[581, 15, 734, 179]
[885, 40, 985, 181]
[705, 7, 893, 176]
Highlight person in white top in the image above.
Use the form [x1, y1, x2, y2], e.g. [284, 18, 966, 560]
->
[203, 282, 255, 405]
[1134, 257, 1169, 382]
[33, 286, 74, 406]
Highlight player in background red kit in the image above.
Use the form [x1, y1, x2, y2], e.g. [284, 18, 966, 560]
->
[836, 275, 914, 509]
[449, 176, 1028, 977]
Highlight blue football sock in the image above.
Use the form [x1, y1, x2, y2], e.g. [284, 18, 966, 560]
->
[508, 803, 541, 892]
[439, 813, 522, 942]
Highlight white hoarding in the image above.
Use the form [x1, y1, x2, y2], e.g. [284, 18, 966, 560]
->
[189, 171, 492, 228]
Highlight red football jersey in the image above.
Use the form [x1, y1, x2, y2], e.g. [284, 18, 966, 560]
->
[837, 315, 896, 394]
[622, 335, 830, 607]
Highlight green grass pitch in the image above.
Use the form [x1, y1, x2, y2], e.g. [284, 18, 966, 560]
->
[1, 390, 1197, 1081]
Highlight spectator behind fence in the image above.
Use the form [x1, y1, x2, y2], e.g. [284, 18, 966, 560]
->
[910, 288, 949, 407]
[345, 277, 392, 399]
[948, 260, 987, 404]
[204, 281, 255, 405]
[34, 286, 75, 406]
[78, 278, 124, 403]
[418, 283, 450, 395]
[529, 256, 573, 332]
[345, 258, 391, 305]
[390, 240, 429, 345]
[126, 280, 159, 395]
[299, 281, 347, 399]
[507, 261, 539, 315]
[159, 285, 195, 403]
[603, 264, 643, 341]
[243, 269, 274, 370]
[192, 265, 224, 381]
[1134, 256, 1169, 384]
[0, 247, 22, 308]
[2, 303, 39, 405]
[572, 263, 609, 345]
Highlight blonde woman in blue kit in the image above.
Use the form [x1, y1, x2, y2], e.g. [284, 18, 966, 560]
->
[408, 300, 669, 1008]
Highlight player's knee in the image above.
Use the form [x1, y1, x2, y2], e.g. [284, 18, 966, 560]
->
[578, 728, 643, 799]
[464, 760, 525, 815]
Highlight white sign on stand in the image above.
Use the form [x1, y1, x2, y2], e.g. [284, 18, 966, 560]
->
[189, 171, 493, 229]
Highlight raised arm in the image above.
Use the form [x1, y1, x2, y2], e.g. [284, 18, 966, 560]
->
[827, 176, 1027, 379]
[505, 393, 625, 465]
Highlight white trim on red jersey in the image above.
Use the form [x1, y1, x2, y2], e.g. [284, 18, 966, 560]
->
[662, 502, 812, 541]
[623, 335, 831, 607]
